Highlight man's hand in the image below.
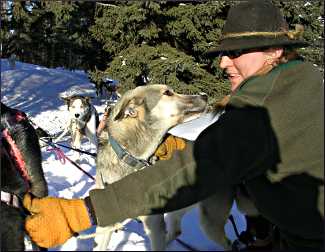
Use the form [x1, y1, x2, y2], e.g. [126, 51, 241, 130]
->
[23, 194, 92, 248]
[154, 135, 186, 160]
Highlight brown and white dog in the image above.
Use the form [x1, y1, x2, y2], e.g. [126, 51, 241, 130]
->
[93, 84, 208, 250]
[55, 95, 99, 160]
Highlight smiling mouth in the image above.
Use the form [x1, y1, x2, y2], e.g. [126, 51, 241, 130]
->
[227, 73, 242, 83]
[227, 72, 239, 78]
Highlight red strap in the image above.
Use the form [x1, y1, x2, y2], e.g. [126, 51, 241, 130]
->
[2, 128, 30, 190]
[47, 146, 66, 164]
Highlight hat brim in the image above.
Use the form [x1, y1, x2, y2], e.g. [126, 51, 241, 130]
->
[207, 36, 309, 56]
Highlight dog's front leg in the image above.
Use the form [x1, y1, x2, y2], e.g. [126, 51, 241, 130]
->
[165, 206, 192, 244]
[140, 215, 167, 251]
[85, 113, 98, 151]
[71, 130, 82, 161]
[199, 185, 236, 249]
[93, 225, 114, 251]
[92, 172, 114, 251]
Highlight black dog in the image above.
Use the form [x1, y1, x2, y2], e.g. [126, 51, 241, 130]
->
[1, 102, 48, 251]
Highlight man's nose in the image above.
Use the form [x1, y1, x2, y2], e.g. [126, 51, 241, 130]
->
[219, 56, 233, 69]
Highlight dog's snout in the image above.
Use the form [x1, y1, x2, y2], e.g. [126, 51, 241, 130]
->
[75, 113, 80, 118]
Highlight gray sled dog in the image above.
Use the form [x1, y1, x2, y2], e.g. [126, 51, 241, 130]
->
[95, 84, 208, 250]
[94, 84, 258, 251]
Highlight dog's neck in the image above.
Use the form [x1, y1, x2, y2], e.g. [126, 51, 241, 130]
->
[70, 106, 92, 130]
[80, 106, 92, 122]
[108, 119, 168, 161]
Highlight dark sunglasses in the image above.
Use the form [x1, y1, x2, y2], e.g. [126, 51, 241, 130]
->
[219, 48, 260, 59]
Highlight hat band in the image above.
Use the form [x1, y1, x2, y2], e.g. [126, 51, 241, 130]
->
[221, 24, 304, 41]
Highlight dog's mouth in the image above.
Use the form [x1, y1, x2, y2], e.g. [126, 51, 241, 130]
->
[182, 106, 207, 123]
[184, 106, 206, 114]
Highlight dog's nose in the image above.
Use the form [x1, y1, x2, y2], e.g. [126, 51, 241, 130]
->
[75, 114, 80, 118]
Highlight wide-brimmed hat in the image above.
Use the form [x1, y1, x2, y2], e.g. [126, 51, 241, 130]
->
[208, 0, 308, 55]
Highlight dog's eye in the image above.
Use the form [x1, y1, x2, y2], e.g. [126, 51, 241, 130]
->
[163, 90, 173, 96]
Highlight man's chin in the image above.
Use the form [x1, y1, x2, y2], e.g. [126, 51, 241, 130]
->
[230, 80, 242, 92]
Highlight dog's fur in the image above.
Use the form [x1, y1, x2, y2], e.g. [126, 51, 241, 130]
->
[94, 84, 208, 250]
[1, 102, 48, 251]
[55, 96, 99, 160]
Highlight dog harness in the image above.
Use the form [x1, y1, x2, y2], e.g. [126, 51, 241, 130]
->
[2, 128, 31, 190]
[108, 134, 151, 170]
[1, 191, 20, 208]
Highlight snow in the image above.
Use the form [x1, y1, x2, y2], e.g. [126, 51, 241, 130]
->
[1, 58, 246, 251]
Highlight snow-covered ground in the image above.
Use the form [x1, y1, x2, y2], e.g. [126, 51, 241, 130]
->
[1, 58, 246, 251]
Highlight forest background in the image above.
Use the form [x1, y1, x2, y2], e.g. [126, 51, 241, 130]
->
[1, 0, 323, 103]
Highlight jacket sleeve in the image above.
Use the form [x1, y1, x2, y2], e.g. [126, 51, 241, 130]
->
[87, 105, 279, 227]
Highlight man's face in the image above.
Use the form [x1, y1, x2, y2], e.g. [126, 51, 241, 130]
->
[219, 50, 270, 92]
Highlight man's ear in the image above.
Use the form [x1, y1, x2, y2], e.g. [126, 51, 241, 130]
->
[274, 48, 284, 59]
[265, 47, 284, 60]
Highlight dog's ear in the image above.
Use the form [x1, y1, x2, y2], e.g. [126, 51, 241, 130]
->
[111, 100, 139, 120]
[111, 94, 143, 121]
[111, 95, 130, 121]
[124, 107, 137, 118]
[85, 96, 92, 105]
[61, 97, 70, 105]
[85, 96, 95, 102]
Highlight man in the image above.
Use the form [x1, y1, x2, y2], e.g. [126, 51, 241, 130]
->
[23, 0, 324, 250]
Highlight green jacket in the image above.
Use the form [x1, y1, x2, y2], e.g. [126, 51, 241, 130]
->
[229, 60, 324, 245]
[230, 60, 323, 184]
[88, 60, 323, 247]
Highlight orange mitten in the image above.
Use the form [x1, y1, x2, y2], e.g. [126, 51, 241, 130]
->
[23, 194, 92, 248]
[154, 135, 186, 160]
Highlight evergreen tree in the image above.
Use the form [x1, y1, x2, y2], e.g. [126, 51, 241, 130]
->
[89, 43, 230, 102]
[8, 2, 34, 61]
[2, 1, 107, 70]
[272, 0, 324, 71]
[2, 0, 323, 102]
[89, 1, 231, 103]
[0, 1, 12, 58]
